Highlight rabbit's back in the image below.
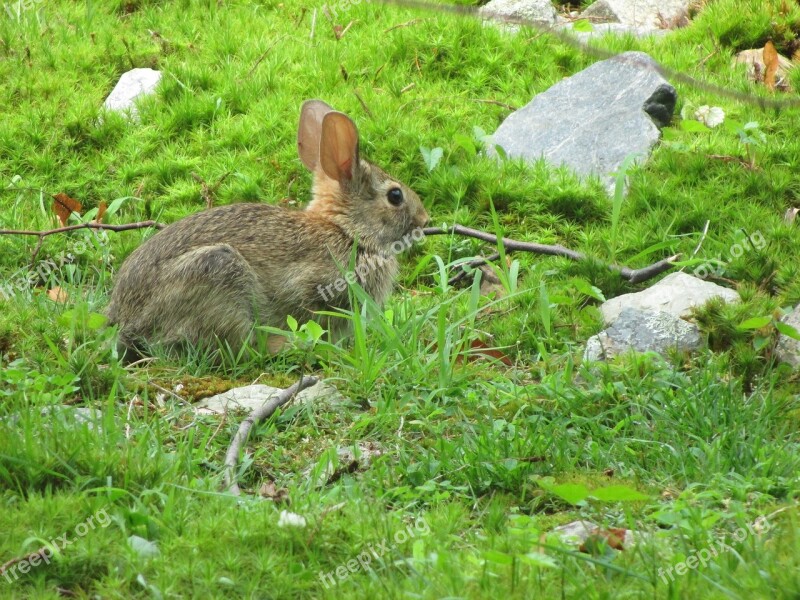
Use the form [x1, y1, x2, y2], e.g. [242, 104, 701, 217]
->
[107, 203, 398, 353]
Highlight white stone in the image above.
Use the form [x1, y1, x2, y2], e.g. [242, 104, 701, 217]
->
[582, 0, 691, 29]
[479, 0, 558, 30]
[103, 68, 162, 118]
[584, 307, 702, 361]
[600, 272, 739, 325]
[776, 304, 800, 368]
[195, 381, 345, 415]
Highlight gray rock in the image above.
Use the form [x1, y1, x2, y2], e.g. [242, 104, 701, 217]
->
[776, 304, 800, 368]
[490, 51, 675, 196]
[103, 68, 162, 118]
[584, 307, 702, 361]
[582, 0, 691, 28]
[40, 406, 105, 433]
[600, 272, 739, 325]
[552, 520, 600, 545]
[479, 0, 558, 30]
[195, 380, 345, 414]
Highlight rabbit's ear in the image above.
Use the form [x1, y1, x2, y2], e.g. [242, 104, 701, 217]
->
[319, 112, 360, 183]
[297, 100, 335, 171]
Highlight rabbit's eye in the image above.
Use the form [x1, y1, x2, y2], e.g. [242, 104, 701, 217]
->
[387, 187, 404, 206]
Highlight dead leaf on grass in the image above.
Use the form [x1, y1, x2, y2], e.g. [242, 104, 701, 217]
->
[52, 193, 82, 227]
[47, 286, 68, 303]
[93, 201, 108, 224]
[259, 480, 290, 503]
[785, 207, 800, 224]
[579, 527, 628, 553]
[763, 40, 779, 90]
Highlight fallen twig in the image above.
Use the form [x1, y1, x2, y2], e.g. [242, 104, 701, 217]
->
[472, 98, 517, 111]
[223, 376, 319, 496]
[423, 224, 679, 284]
[384, 17, 426, 33]
[0, 221, 165, 238]
[243, 36, 286, 80]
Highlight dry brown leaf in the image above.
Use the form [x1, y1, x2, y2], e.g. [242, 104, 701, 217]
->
[47, 286, 68, 303]
[467, 339, 514, 366]
[52, 193, 82, 227]
[94, 201, 108, 224]
[258, 480, 289, 503]
[579, 527, 628, 553]
[763, 41, 779, 90]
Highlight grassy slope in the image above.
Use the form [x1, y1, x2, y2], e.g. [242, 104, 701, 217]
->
[1, 0, 800, 597]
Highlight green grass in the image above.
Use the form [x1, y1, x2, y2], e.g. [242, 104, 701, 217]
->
[2, 0, 800, 597]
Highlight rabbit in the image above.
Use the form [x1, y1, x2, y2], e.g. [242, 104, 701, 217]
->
[106, 99, 429, 360]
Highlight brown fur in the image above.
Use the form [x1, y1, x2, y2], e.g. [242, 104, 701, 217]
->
[106, 100, 429, 358]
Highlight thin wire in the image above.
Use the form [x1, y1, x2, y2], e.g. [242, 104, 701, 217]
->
[374, 0, 800, 110]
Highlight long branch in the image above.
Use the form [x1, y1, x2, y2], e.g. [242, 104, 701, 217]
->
[223, 376, 319, 496]
[0, 220, 164, 237]
[423, 225, 678, 284]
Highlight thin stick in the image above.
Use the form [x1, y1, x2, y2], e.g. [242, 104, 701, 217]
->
[384, 17, 426, 33]
[310, 8, 317, 39]
[0, 220, 164, 238]
[472, 98, 517, 111]
[423, 225, 679, 284]
[244, 36, 285, 80]
[223, 376, 319, 496]
[352, 90, 374, 118]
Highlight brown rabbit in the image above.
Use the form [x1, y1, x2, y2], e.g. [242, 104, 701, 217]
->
[106, 100, 429, 359]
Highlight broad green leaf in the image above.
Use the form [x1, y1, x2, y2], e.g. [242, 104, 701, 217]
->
[538, 481, 589, 505]
[737, 316, 772, 330]
[453, 133, 476, 156]
[521, 552, 558, 568]
[590, 485, 649, 502]
[572, 19, 593, 32]
[420, 145, 443, 172]
[483, 549, 514, 565]
[86, 312, 108, 330]
[775, 321, 800, 341]
[571, 278, 606, 302]
[680, 119, 709, 132]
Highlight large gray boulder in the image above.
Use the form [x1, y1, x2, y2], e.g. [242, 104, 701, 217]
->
[582, 0, 691, 28]
[490, 51, 676, 195]
[584, 307, 702, 361]
[600, 272, 739, 325]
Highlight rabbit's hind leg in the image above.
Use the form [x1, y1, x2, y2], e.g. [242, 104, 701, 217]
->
[151, 244, 261, 353]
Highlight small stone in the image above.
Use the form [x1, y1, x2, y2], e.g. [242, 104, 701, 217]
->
[582, 0, 692, 29]
[600, 272, 739, 325]
[479, 0, 558, 31]
[776, 304, 800, 368]
[584, 307, 703, 361]
[195, 380, 345, 415]
[103, 68, 162, 119]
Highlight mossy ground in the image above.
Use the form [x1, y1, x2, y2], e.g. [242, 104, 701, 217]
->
[1, 0, 799, 598]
